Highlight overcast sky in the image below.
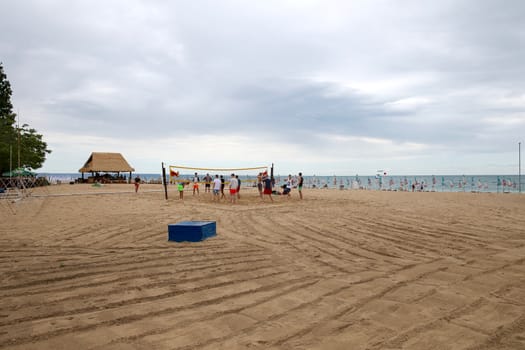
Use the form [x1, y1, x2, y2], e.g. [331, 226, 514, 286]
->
[1, 0, 524, 175]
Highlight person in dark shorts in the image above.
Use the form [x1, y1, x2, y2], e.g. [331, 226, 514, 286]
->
[220, 175, 226, 199]
[204, 173, 212, 193]
[236, 175, 241, 199]
[298, 172, 304, 199]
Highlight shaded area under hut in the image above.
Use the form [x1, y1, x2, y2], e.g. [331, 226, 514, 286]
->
[78, 152, 135, 184]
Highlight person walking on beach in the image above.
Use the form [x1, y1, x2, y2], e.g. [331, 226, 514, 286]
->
[213, 174, 221, 201]
[192, 173, 200, 196]
[262, 174, 273, 202]
[229, 173, 238, 204]
[134, 175, 141, 193]
[220, 175, 226, 199]
[298, 172, 304, 199]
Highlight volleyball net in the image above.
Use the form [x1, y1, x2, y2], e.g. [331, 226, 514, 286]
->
[168, 165, 269, 187]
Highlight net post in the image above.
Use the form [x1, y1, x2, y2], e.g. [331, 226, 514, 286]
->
[162, 162, 168, 200]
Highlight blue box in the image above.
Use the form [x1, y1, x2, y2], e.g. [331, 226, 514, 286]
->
[168, 221, 216, 242]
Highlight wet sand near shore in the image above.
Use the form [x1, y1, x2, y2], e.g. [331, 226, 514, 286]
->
[1, 184, 524, 349]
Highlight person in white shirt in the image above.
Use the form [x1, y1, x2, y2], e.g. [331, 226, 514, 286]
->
[285, 175, 292, 197]
[213, 175, 221, 201]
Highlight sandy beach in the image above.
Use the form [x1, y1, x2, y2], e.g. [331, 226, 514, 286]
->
[1, 184, 524, 349]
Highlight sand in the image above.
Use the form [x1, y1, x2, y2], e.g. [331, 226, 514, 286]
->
[1, 184, 524, 349]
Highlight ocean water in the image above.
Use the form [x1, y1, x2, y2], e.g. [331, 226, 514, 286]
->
[296, 175, 522, 193]
[38, 173, 523, 193]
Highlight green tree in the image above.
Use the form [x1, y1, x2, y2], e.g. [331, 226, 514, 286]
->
[0, 63, 51, 174]
[18, 124, 51, 170]
[0, 63, 17, 174]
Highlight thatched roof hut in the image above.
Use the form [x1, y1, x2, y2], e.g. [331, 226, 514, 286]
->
[79, 152, 135, 175]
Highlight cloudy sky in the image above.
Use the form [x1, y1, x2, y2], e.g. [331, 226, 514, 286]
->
[1, 0, 524, 175]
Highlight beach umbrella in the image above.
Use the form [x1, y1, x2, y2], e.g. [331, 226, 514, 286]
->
[2, 168, 36, 177]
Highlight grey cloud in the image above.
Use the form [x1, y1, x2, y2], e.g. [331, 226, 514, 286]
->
[1, 0, 524, 172]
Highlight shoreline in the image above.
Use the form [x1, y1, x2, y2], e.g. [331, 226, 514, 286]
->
[23, 182, 524, 198]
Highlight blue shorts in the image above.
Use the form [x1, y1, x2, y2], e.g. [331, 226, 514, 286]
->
[213, 189, 220, 195]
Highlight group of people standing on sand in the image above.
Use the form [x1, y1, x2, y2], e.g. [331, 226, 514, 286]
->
[173, 171, 304, 203]
[188, 172, 242, 203]
[177, 172, 231, 202]
[179, 172, 224, 200]
[134, 172, 304, 201]
[256, 172, 304, 202]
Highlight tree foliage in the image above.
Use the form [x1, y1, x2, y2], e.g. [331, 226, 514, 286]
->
[0, 63, 51, 174]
